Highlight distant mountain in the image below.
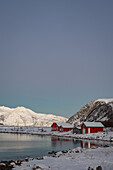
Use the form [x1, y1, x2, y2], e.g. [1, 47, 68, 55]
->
[0, 106, 67, 127]
[67, 99, 113, 127]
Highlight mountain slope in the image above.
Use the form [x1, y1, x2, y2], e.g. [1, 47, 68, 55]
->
[67, 98, 113, 126]
[0, 106, 67, 127]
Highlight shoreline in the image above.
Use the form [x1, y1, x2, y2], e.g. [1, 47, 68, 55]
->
[0, 128, 113, 169]
[0, 146, 113, 170]
[0, 127, 113, 142]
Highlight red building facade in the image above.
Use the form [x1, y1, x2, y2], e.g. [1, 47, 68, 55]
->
[51, 122, 73, 132]
[81, 122, 104, 134]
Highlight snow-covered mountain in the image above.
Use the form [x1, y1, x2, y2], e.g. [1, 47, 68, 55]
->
[0, 106, 67, 127]
[67, 98, 113, 126]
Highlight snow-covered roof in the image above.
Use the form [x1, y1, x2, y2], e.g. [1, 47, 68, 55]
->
[77, 126, 81, 129]
[57, 123, 73, 128]
[83, 122, 104, 127]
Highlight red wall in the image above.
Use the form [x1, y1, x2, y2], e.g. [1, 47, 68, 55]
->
[59, 127, 73, 132]
[51, 123, 58, 131]
[81, 124, 103, 134]
[51, 123, 73, 132]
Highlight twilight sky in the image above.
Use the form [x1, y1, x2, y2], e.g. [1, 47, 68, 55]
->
[0, 0, 113, 118]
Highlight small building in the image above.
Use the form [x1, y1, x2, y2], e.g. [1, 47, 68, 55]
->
[51, 122, 73, 132]
[73, 126, 81, 134]
[81, 122, 104, 134]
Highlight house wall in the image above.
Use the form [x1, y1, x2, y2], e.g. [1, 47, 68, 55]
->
[51, 123, 58, 131]
[59, 127, 73, 132]
[81, 124, 103, 134]
[51, 123, 73, 132]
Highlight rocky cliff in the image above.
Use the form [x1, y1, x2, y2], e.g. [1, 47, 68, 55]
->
[67, 99, 113, 127]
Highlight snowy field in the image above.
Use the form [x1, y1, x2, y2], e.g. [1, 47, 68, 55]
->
[7, 146, 113, 170]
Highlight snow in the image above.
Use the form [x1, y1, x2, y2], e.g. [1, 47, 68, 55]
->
[83, 122, 104, 127]
[56, 123, 73, 128]
[0, 127, 113, 169]
[0, 126, 113, 142]
[96, 98, 113, 104]
[12, 146, 113, 170]
[0, 106, 67, 127]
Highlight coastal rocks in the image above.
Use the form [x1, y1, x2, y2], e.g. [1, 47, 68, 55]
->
[48, 150, 57, 155]
[25, 157, 29, 162]
[0, 161, 14, 170]
[0, 163, 6, 169]
[32, 164, 50, 170]
[88, 166, 102, 170]
[15, 160, 23, 166]
[54, 147, 82, 157]
[0, 158, 29, 169]
[110, 137, 113, 142]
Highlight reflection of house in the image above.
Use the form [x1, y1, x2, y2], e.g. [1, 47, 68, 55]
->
[51, 123, 73, 132]
[73, 126, 81, 134]
[81, 122, 104, 134]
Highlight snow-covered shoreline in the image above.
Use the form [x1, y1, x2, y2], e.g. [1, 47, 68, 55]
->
[0, 126, 113, 142]
[0, 127, 113, 169]
[0, 146, 113, 170]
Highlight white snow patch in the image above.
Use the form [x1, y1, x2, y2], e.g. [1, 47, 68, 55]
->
[96, 98, 113, 104]
[13, 147, 113, 170]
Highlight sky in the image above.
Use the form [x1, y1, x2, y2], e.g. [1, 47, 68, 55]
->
[0, 0, 113, 118]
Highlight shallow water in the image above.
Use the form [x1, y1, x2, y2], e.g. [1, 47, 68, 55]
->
[0, 133, 112, 161]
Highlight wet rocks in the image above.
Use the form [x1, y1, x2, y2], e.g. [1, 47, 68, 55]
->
[25, 157, 29, 162]
[88, 166, 102, 170]
[48, 150, 57, 155]
[96, 166, 102, 170]
[0, 161, 15, 170]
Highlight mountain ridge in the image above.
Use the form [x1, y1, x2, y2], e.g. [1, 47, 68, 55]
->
[67, 98, 113, 127]
[0, 106, 67, 127]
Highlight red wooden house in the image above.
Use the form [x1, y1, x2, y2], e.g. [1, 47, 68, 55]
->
[81, 122, 104, 134]
[51, 122, 73, 132]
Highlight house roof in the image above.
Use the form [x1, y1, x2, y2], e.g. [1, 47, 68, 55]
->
[57, 123, 73, 128]
[83, 122, 104, 128]
[73, 126, 81, 130]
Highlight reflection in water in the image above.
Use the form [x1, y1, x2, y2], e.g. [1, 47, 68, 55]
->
[51, 136, 74, 147]
[0, 133, 113, 161]
[81, 141, 97, 149]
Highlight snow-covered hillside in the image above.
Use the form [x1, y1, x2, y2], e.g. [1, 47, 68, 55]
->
[0, 106, 67, 127]
[67, 98, 113, 126]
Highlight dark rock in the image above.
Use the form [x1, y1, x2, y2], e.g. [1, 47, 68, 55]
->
[62, 150, 68, 153]
[36, 157, 44, 160]
[48, 150, 57, 154]
[96, 166, 102, 170]
[88, 167, 94, 170]
[75, 150, 79, 153]
[15, 160, 23, 166]
[25, 158, 29, 162]
[104, 145, 109, 147]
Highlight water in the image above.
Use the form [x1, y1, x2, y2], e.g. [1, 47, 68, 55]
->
[0, 133, 113, 161]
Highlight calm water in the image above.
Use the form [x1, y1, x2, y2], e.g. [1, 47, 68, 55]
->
[0, 133, 113, 161]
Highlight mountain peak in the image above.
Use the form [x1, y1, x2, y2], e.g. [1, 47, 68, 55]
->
[0, 106, 67, 127]
[95, 98, 113, 104]
[67, 98, 113, 127]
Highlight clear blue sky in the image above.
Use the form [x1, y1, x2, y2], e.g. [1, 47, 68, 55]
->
[0, 0, 113, 118]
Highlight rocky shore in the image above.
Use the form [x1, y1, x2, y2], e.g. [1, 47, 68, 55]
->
[0, 146, 113, 170]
